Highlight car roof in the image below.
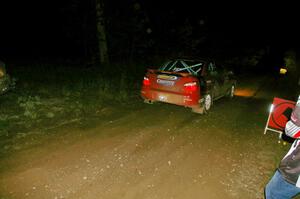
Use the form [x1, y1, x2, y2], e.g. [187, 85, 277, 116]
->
[168, 57, 212, 63]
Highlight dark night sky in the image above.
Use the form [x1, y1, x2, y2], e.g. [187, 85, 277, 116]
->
[0, 0, 299, 62]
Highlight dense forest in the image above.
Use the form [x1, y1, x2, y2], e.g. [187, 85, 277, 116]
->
[0, 0, 299, 72]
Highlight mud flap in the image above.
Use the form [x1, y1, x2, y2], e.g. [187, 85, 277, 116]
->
[192, 106, 204, 114]
[191, 98, 205, 114]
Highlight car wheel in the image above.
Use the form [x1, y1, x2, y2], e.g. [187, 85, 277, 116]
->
[192, 93, 212, 114]
[203, 94, 212, 113]
[228, 84, 235, 98]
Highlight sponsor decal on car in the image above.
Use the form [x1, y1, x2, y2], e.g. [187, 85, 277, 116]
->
[157, 74, 178, 80]
[157, 79, 175, 86]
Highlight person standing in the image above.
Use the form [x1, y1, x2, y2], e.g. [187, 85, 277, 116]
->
[265, 100, 300, 198]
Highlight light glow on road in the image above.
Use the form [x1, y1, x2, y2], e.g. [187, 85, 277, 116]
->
[234, 88, 256, 97]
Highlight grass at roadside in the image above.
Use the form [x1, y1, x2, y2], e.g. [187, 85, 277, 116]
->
[0, 62, 148, 155]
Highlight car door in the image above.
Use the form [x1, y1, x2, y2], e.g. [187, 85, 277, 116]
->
[206, 62, 222, 99]
[214, 64, 232, 96]
[216, 64, 234, 96]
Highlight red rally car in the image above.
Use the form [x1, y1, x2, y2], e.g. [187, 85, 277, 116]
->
[141, 58, 236, 114]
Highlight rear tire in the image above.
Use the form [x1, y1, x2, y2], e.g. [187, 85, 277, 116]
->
[203, 94, 212, 113]
[192, 93, 212, 114]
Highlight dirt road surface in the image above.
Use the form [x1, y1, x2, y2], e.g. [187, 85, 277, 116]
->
[0, 77, 295, 199]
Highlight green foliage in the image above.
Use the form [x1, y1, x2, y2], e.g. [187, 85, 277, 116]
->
[223, 48, 266, 74]
[284, 50, 297, 72]
[17, 96, 42, 119]
[0, 117, 9, 137]
[282, 50, 299, 94]
[0, 60, 148, 143]
[106, 1, 154, 61]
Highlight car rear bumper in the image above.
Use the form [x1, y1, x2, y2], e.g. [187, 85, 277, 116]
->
[141, 88, 199, 107]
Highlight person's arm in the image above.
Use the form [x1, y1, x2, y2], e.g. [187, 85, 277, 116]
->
[285, 106, 300, 138]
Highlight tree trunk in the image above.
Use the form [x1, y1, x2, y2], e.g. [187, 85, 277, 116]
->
[95, 0, 109, 64]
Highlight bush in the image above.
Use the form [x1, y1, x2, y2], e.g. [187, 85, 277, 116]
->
[17, 95, 42, 119]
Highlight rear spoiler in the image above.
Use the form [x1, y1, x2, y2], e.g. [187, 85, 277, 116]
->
[147, 69, 191, 77]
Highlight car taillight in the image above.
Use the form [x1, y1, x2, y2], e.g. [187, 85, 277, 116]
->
[184, 82, 198, 92]
[143, 77, 150, 86]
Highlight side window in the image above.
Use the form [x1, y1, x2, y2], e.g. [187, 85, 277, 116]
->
[208, 62, 217, 76]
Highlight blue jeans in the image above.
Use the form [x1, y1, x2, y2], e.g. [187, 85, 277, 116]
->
[265, 170, 300, 199]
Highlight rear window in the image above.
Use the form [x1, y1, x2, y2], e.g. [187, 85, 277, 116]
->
[159, 60, 204, 75]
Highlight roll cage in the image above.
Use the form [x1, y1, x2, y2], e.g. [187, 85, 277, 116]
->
[159, 59, 217, 76]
